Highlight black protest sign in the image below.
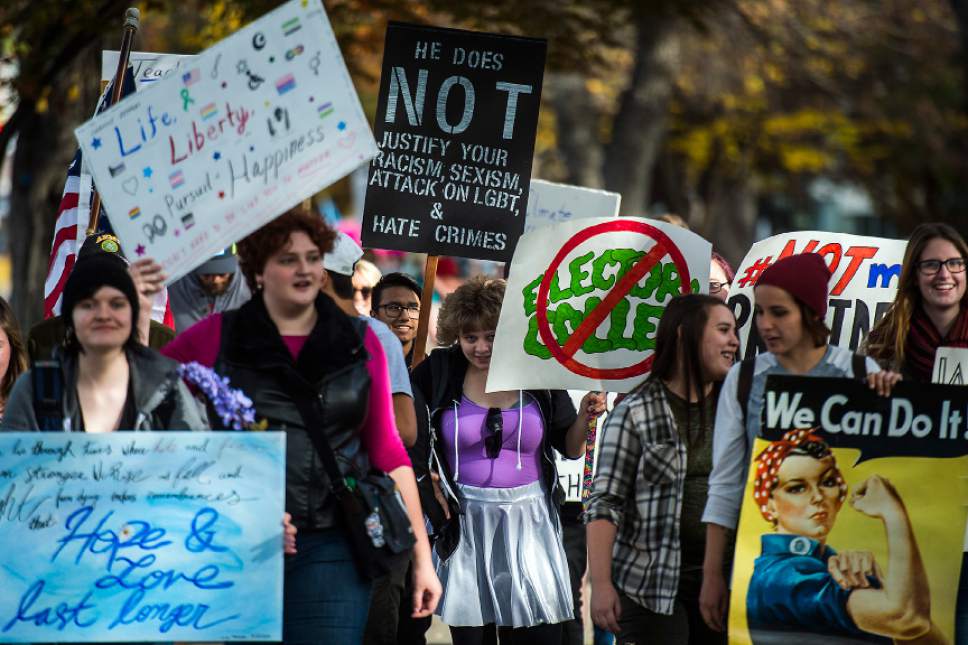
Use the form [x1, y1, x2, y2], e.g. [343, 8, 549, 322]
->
[762, 375, 968, 460]
[362, 22, 546, 262]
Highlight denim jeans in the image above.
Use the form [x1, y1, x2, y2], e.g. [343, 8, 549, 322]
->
[278, 528, 374, 644]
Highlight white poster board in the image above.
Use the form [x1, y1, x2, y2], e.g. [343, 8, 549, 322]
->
[556, 390, 617, 503]
[488, 217, 711, 393]
[76, 0, 378, 282]
[524, 179, 621, 233]
[102, 50, 196, 90]
[729, 232, 906, 357]
[932, 347, 968, 549]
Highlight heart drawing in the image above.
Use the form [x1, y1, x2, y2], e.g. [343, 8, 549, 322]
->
[122, 177, 139, 195]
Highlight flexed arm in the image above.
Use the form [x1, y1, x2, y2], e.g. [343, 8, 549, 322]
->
[845, 476, 940, 642]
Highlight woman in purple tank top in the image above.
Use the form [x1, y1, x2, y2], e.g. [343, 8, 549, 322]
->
[411, 277, 605, 645]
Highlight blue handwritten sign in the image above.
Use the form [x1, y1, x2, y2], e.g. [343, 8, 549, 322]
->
[75, 0, 378, 283]
[0, 432, 285, 642]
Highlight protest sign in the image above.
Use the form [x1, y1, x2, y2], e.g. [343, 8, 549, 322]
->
[729, 232, 906, 358]
[0, 432, 286, 643]
[555, 391, 617, 503]
[361, 22, 546, 262]
[76, 0, 378, 282]
[102, 50, 196, 91]
[524, 179, 621, 234]
[933, 347, 968, 385]
[487, 217, 711, 393]
[728, 376, 968, 644]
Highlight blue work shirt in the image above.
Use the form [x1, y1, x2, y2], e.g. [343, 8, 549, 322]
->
[747, 534, 890, 644]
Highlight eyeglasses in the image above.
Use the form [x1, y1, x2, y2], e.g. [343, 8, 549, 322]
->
[354, 286, 373, 299]
[376, 303, 420, 318]
[483, 407, 503, 459]
[916, 258, 966, 276]
[709, 280, 731, 294]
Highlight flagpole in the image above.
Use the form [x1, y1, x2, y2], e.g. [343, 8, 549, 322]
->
[86, 7, 140, 236]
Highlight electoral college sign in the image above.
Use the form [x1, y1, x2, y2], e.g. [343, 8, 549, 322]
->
[76, 0, 378, 282]
[0, 432, 286, 643]
[362, 22, 547, 263]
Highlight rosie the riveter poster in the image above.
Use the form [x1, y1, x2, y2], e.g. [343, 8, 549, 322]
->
[729, 375, 968, 645]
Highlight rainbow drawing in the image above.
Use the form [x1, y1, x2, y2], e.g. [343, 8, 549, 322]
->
[317, 102, 334, 119]
[282, 17, 301, 36]
[275, 73, 296, 95]
[182, 68, 200, 86]
[128, 206, 141, 220]
[200, 102, 218, 120]
[169, 170, 185, 189]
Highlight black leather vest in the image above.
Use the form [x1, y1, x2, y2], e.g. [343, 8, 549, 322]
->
[216, 295, 371, 530]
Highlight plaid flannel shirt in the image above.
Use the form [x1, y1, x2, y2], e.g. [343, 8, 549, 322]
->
[583, 377, 686, 615]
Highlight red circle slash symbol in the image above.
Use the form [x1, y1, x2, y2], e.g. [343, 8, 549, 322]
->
[534, 220, 692, 380]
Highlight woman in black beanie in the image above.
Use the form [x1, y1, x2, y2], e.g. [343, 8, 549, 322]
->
[1, 254, 207, 432]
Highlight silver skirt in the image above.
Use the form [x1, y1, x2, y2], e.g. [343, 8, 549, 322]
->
[434, 480, 574, 627]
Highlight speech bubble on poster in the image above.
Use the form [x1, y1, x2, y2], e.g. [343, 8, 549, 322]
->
[76, 0, 378, 283]
[487, 217, 711, 393]
[361, 22, 546, 263]
[728, 376, 968, 644]
[524, 180, 621, 234]
[730, 232, 906, 358]
[0, 432, 286, 643]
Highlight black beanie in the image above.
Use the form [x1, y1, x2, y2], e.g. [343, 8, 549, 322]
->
[62, 254, 140, 341]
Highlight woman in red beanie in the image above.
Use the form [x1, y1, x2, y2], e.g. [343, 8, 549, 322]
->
[696, 253, 900, 633]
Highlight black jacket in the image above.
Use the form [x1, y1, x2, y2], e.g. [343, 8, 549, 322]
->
[215, 293, 371, 531]
[411, 344, 578, 559]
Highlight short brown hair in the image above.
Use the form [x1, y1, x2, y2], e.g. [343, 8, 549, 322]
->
[436, 277, 506, 346]
[236, 205, 336, 290]
[797, 299, 831, 347]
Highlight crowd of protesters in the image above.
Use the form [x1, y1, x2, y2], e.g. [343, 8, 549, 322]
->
[0, 209, 965, 645]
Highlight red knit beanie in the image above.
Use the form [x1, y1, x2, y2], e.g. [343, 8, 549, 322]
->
[755, 253, 831, 318]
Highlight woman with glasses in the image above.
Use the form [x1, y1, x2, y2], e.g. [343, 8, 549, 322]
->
[353, 258, 382, 316]
[709, 252, 735, 303]
[411, 277, 605, 645]
[864, 221, 968, 643]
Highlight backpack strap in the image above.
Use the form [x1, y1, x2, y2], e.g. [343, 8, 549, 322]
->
[736, 358, 756, 429]
[31, 360, 64, 431]
[852, 353, 868, 379]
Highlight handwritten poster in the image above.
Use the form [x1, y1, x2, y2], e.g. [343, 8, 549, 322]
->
[76, 0, 378, 282]
[524, 179, 621, 234]
[0, 432, 286, 643]
[729, 232, 906, 357]
[361, 22, 546, 262]
[487, 217, 711, 393]
[102, 50, 196, 91]
[728, 376, 968, 644]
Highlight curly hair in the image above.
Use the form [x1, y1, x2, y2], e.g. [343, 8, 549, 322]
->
[865, 223, 968, 368]
[236, 205, 336, 290]
[436, 277, 506, 346]
[0, 297, 27, 404]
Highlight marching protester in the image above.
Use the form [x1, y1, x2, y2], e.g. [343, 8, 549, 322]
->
[411, 276, 606, 645]
[167, 245, 251, 334]
[0, 296, 28, 422]
[354, 257, 383, 316]
[2, 251, 207, 432]
[28, 233, 176, 360]
[864, 221, 968, 642]
[586, 294, 739, 644]
[316, 230, 420, 645]
[698, 253, 895, 632]
[372, 271, 423, 367]
[161, 206, 440, 643]
[709, 252, 734, 303]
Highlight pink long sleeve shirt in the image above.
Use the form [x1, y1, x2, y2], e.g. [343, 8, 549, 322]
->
[162, 313, 410, 473]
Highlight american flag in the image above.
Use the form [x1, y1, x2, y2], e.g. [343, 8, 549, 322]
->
[44, 67, 173, 323]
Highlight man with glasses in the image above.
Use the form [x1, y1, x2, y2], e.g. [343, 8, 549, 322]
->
[372, 273, 423, 367]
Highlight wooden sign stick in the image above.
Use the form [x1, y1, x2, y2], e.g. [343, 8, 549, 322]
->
[411, 254, 439, 367]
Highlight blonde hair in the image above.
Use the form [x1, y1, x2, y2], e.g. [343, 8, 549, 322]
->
[436, 277, 506, 346]
[354, 259, 382, 288]
[865, 222, 968, 367]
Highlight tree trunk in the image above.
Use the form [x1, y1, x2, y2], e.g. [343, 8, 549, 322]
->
[603, 12, 681, 215]
[9, 47, 101, 330]
[547, 72, 605, 188]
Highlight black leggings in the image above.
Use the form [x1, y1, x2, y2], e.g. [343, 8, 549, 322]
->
[450, 623, 563, 645]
